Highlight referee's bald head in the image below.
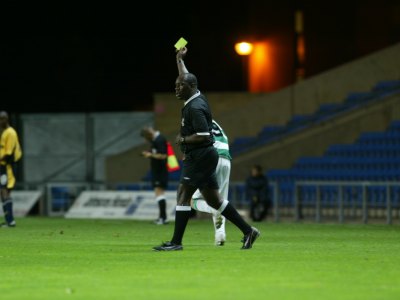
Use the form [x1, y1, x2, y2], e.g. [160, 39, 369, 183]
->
[181, 73, 198, 88]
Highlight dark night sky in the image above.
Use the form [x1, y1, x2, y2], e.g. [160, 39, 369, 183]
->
[1, 1, 399, 113]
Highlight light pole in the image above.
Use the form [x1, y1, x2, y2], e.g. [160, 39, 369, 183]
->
[234, 42, 253, 91]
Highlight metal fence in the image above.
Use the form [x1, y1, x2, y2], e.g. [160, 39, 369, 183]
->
[293, 181, 400, 224]
[15, 180, 400, 224]
[231, 180, 400, 224]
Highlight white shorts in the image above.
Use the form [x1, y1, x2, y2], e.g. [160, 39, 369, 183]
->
[192, 157, 231, 201]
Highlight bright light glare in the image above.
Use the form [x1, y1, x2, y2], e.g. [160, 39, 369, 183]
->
[235, 42, 253, 55]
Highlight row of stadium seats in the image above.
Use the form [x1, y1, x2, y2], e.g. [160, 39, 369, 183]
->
[326, 144, 400, 157]
[267, 119, 400, 208]
[230, 80, 400, 156]
[269, 169, 400, 181]
[276, 182, 400, 207]
[357, 132, 400, 145]
[115, 182, 180, 191]
[295, 157, 400, 170]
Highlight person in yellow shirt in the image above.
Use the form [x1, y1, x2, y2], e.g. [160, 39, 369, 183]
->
[0, 111, 22, 227]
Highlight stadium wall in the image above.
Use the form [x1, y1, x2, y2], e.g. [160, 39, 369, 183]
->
[21, 112, 153, 183]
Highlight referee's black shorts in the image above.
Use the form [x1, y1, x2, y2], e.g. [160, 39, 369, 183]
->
[152, 172, 168, 189]
[180, 146, 219, 190]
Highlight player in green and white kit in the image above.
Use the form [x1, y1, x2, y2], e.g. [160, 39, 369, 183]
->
[191, 119, 232, 246]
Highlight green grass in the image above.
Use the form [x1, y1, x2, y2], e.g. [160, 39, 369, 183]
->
[1, 218, 399, 300]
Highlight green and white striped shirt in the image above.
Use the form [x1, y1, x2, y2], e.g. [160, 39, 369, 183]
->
[212, 120, 232, 160]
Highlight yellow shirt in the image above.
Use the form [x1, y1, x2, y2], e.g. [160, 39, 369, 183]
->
[0, 127, 22, 165]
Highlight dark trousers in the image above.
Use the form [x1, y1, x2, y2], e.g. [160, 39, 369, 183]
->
[250, 197, 270, 222]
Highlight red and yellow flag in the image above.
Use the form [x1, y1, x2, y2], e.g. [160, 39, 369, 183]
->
[166, 141, 180, 172]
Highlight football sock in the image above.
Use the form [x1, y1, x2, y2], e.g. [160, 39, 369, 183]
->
[156, 196, 167, 220]
[219, 200, 251, 235]
[3, 198, 14, 225]
[192, 199, 215, 214]
[213, 213, 226, 232]
[171, 206, 192, 245]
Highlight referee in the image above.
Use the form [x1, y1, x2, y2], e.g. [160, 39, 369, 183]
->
[141, 126, 169, 225]
[153, 47, 260, 251]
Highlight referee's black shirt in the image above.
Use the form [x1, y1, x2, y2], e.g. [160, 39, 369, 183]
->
[150, 133, 168, 175]
[180, 92, 214, 154]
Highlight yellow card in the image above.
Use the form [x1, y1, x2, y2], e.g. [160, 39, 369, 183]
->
[174, 37, 188, 50]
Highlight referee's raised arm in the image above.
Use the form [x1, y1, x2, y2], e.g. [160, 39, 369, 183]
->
[176, 47, 189, 75]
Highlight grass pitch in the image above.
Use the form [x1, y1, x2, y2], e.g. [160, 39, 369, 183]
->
[1, 217, 399, 300]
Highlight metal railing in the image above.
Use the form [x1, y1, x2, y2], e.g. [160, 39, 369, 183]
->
[17, 180, 399, 224]
[293, 181, 400, 224]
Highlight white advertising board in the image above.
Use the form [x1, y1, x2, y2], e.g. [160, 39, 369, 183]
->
[65, 190, 178, 220]
[0, 190, 42, 217]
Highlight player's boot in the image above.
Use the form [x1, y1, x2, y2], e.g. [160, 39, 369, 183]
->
[215, 231, 226, 246]
[1, 220, 16, 228]
[153, 241, 183, 251]
[154, 218, 169, 225]
[241, 227, 260, 250]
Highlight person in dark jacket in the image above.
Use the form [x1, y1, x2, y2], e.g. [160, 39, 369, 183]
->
[245, 165, 270, 222]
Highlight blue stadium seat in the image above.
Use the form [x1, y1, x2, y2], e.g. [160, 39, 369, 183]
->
[116, 183, 141, 191]
[166, 183, 179, 191]
[343, 186, 363, 207]
[316, 103, 342, 114]
[344, 92, 374, 107]
[51, 186, 71, 211]
[141, 183, 153, 191]
[367, 186, 386, 208]
[320, 185, 338, 207]
[279, 182, 295, 206]
[168, 170, 181, 181]
[286, 114, 314, 131]
[299, 185, 316, 206]
[142, 170, 152, 181]
[258, 126, 284, 138]
[372, 80, 400, 92]
[391, 186, 400, 208]
[234, 184, 247, 206]
[388, 120, 400, 132]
